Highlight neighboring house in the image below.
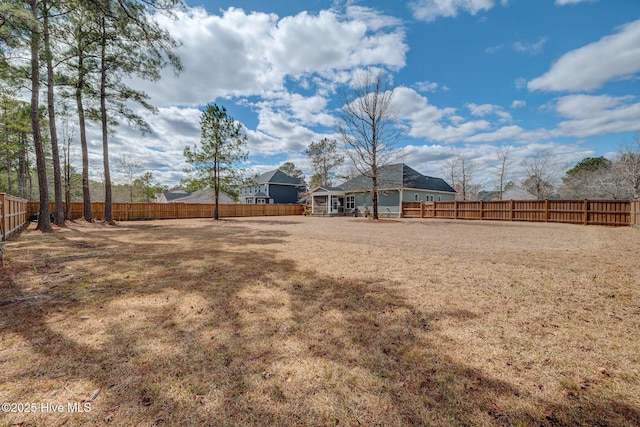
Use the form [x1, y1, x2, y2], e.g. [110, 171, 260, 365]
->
[155, 190, 190, 203]
[310, 163, 456, 217]
[156, 189, 235, 204]
[238, 169, 305, 204]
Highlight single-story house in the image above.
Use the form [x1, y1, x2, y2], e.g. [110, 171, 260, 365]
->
[155, 189, 190, 203]
[238, 169, 305, 204]
[310, 163, 456, 217]
[156, 189, 235, 204]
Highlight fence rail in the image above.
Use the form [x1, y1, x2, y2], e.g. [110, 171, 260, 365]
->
[26, 202, 305, 221]
[402, 199, 635, 227]
[0, 193, 28, 241]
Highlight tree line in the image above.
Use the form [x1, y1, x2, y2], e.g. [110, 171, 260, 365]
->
[1, 0, 182, 230]
[445, 140, 640, 201]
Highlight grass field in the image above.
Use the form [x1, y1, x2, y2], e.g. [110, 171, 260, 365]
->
[1, 217, 639, 426]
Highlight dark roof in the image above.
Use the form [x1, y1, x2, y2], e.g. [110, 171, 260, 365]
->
[257, 169, 304, 185]
[164, 191, 192, 201]
[254, 192, 270, 197]
[337, 164, 456, 193]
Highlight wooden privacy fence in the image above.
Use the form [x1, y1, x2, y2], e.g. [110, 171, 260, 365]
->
[0, 193, 28, 240]
[402, 199, 636, 227]
[26, 202, 305, 221]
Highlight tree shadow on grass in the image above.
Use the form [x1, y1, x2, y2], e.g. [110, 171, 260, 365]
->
[1, 220, 639, 426]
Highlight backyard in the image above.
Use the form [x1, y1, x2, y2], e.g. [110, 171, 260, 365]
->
[0, 217, 639, 426]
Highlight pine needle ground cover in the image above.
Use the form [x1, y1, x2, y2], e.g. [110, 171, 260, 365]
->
[1, 217, 639, 426]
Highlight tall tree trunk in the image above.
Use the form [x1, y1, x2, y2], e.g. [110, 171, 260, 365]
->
[64, 147, 71, 220]
[76, 49, 92, 221]
[5, 150, 10, 195]
[100, 17, 112, 223]
[214, 160, 219, 220]
[30, 0, 51, 231]
[372, 176, 379, 220]
[2, 105, 11, 194]
[18, 132, 27, 199]
[43, 0, 64, 225]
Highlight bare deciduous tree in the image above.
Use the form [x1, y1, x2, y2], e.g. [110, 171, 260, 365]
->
[521, 151, 559, 200]
[118, 153, 142, 201]
[443, 154, 479, 200]
[615, 136, 640, 198]
[494, 144, 512, 200]
[337, 69, 404, 219]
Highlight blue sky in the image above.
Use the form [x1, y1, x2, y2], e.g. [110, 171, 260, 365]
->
[100, 0, 640, 189]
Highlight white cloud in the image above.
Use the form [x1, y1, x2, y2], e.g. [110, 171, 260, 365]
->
[464, 125, 524, 142]
[555, 0, 597, 5]
[410, 0, 496, 22]
[138, 6, 407, 107]
[415, 80, 447, 92]
[513, 36, 548, 55]
[511, 100, 526, 108]
[552, 94, 640, 138]
[514, 77, 527, 89]
[528, 19, 640, 92]
[393, 87, 492, 142]
[467, 103, 512, 122]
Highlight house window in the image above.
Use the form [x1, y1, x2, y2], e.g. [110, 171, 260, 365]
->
[346, 195, 355, 210]
[414, 193, 419, 201]
[257, 198, 266, 204]
[246, 198, 253, 204]
[438, 195, 441, 201]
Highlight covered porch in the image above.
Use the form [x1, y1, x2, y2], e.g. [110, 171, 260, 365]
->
[310, 187, 346, 215]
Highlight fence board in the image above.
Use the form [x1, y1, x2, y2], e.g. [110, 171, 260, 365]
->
[402, 199, 634, 227]
[26, 202, 304, 221]
[631, 199, 640, 228]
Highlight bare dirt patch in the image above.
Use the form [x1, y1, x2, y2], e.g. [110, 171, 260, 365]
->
[1, 217, 639, 426]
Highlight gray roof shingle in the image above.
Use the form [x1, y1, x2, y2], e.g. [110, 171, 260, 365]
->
[257, 169, 304, 185]
[337, 164, 456, 193]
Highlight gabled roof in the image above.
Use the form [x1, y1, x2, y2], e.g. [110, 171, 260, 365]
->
[164, 190, 192, 201]
[257, 169, 305, 185]
[337, 164, 456, 193]
[310, 185, 344, 193]
[170, 188, 235, 204]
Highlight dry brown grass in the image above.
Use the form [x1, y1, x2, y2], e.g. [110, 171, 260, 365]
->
[1, 217, 639, 426]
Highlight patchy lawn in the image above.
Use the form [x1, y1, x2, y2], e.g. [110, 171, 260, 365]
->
[1, 217, 639, 426]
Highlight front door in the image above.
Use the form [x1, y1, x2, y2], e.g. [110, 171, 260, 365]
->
[331, 196, 344, 213]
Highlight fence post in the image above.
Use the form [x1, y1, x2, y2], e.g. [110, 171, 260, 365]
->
[480, 200, 484, 220]
[454, 200, 458, 219]
[420, 201, 424, 218]
[510, 199, 514, 221]
[544, 199, 549, 222]
[584, 199, 588, 225]
[0, 193, 5, 240]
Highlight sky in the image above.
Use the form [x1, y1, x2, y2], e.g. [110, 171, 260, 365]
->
[88, 0, 640, 190]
